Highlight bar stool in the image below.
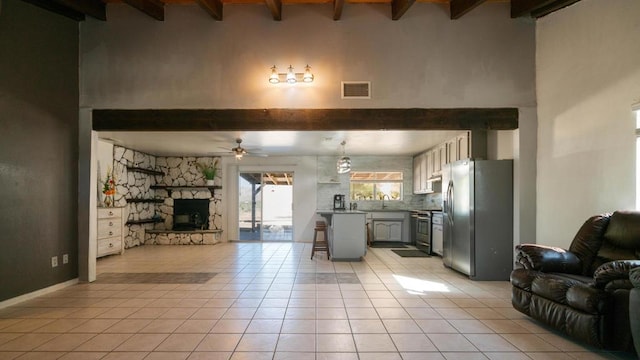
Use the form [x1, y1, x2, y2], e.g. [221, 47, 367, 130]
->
[311, 220, 330, 260]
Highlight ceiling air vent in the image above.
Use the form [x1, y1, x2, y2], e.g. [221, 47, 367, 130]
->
[341, 81, 371, 99]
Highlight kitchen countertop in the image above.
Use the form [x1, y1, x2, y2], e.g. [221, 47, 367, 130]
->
[316, 210, 367, 214]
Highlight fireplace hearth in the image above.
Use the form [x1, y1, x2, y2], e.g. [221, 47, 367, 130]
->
[173, 199, 209, 231]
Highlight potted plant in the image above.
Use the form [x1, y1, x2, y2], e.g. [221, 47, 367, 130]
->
[196, 159, 219, 186]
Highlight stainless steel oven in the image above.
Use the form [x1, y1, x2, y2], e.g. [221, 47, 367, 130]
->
[415, 213, 431, 254]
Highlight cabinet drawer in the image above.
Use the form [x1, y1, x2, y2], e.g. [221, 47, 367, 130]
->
[98, 219, 121, 238]
[98, 208, 121, 219]
[98, 237, 122, 256]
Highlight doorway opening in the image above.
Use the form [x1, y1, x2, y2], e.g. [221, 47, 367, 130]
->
[238, 172, 293, 241]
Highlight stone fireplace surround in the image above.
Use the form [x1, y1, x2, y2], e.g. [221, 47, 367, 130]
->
[112, 146, 223, 247]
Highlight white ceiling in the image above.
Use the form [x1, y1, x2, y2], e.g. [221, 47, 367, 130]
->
[98, 130, 464, 157]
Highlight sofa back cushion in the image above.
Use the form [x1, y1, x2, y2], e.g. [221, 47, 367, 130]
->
[569, 213, 611, 276]
[593, 211, 640, 272]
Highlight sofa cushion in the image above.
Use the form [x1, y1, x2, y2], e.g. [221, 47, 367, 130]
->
[568, 214, 610, 276]
[530, 272, 593, 306]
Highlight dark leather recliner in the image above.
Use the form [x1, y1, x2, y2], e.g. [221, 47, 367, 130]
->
[511, 211, 640, 353]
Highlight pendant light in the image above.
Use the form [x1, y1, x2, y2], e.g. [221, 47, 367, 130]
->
[337, 141, 351, 174]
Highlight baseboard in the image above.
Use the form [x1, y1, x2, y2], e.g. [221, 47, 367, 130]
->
[0, 278, 79, 309]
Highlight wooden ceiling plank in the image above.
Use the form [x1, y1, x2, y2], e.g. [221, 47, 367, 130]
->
[333, 0, 345, 20]
[264, 0, 282, 20]
[530, 0, 581, 18]
[450, 0, 487, 20]
[196, 0, 223, 20]
[92, 108, 519, 131]
[123, 0, 165, 21]
[391, 0, 416, 20]
[55, 0, 106, 20]
[22, 0, 85, 21]
[510, 0, 555, 18]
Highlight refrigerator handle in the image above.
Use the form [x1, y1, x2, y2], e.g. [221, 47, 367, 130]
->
[446, 180, 454, 226]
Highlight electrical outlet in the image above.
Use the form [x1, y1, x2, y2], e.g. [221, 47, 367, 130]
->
[62, 254, 69, 264]
[51, 256, 58, 268]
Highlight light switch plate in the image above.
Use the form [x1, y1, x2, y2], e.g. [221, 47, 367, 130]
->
[62, 254, 68, 264]
[51, 256, 58, 268]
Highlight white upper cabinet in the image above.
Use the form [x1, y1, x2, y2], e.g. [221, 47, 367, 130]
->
[412, 131, 471, 194]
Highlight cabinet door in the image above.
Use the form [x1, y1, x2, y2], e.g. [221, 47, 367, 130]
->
[456, 132, 470, 161]
[425, 151, 433, 180]
[413, 155, 422, 194]
[446, 139, 457, 165]
[373, 221, 403, 242]
[437, 145, 446, 174]
[419, 153, 428, 192]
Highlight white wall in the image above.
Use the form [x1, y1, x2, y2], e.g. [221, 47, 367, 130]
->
[536, 0, 640, 247]
[79, 2, 538, 246]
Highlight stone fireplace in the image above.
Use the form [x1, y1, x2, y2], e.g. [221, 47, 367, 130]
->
[173, 199, 209, 231]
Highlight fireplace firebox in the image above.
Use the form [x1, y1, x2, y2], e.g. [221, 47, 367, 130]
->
[173, 199, 209, 231]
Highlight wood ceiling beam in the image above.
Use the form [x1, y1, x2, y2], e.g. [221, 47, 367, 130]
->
[22, 0, 85, 21]
[53, 0, 106, 20]
[123, 0, 164, 21]
[196, 0, 223, 20]
[391, 0, 416, 20]
[510, 0, 581, 18]
[92, 108, 519, 131]
[450, 0, 487, 20]
[264, 0, 282, 21]
[530, 0, 581, 18]
[333, 0, 345, 20]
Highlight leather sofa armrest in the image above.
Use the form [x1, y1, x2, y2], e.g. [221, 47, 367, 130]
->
[515, 244, 582, 273]
[630, 267, 640, 288]
[593, 260, 640, 289]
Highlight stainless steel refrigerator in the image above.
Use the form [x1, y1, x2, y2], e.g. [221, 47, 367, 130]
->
[442, 159, 513, 281]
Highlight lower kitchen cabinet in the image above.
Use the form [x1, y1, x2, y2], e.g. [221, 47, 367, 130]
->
[372, 220, 403, 242]
[97, 207, 125, 258]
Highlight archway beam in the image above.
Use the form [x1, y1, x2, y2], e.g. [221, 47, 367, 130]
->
[92, 108, 519, 131]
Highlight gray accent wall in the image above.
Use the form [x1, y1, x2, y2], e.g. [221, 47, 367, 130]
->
[0, 0, 79, 301]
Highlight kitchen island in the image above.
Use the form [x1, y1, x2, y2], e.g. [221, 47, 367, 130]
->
[317, 210, 367, 261]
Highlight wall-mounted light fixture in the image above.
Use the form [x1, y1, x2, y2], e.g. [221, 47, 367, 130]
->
[269, 65, 314, 84]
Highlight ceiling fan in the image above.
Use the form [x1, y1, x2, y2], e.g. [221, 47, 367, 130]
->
[219, 138, 267, 159]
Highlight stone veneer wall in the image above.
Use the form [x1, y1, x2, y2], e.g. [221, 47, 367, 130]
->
[152, 156, 223, 234]
[112, 146, 159, 248]
[111, 147, 223, 247]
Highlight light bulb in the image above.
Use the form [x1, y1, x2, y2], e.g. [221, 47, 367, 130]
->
[303, 65, 314, 83]
[286, 65, 296, 84]
[269, 65, 279, 84]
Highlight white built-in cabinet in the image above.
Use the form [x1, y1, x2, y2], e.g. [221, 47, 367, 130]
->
[97, 207, 125, 258]
[413, 131, 470, 194]
[372, 220, 403, 242]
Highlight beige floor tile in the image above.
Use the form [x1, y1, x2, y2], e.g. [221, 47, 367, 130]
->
[353, 333, 397, 352]
[115, 333, 169, 351]
[104, 319, 153, 333]
[357, 353, 402, 360]
[427, 333, 478, 352]
[276, 333, 315, 352]
[316, 319, 350, 334]
[448, 319, 494, 333]
[190, 308, 227, 320]
[501, 333, 562, 352]
[235, 333, 279, 352]
[483, 352, 531, 360]
[382, 319, 422, 333]
[465, 334, 520, 352]
[346, 308, 379, 320]
[0, 333, 60, 351]
[228, 352, 273, 360]
[174, 319, 216, 333]
[252, 307, 286, 319]
[194, 333, 242, 352]
[74, 333, 132, 352]
[316, 334, 356, 352]
[349, 319, 386, 333]
[100, 352, 148, 360]
[57, 351, 108, 360]
[273, 351, 315, 360]
[155, 333, 206, 352]
[210, 319, 250, 333]
[185, 352, 232, 360]
[399, 353, 446, 360]
[143, 352, 190, 360]
[34, 333, 95, 351]
[316, 353, 359, 360]
[245, 320, 283, 333]
[68, 319, 120, 333]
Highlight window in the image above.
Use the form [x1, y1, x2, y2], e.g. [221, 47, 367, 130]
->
[350, 171, 403, 201]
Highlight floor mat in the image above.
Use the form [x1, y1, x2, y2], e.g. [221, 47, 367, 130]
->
[391, 250, 431, 257]
[370, 241, 407, 248]
[96, 272, 217, 284]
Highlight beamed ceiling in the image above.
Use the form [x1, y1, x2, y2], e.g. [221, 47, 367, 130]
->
[24, 0, 582, 22]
